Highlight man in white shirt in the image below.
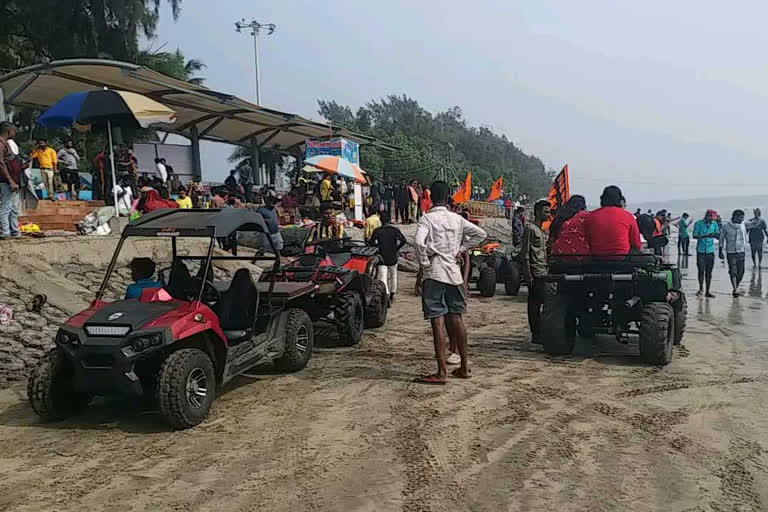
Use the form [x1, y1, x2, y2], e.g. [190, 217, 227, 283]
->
[414, 181, 487, 384]
[113, 178, 134, 215]
[154, 158, 167, 183]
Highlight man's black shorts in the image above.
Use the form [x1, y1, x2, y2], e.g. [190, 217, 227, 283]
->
[697, 252, 715, 276]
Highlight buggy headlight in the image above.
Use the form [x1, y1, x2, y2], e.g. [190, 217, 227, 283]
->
[56, 330, 79, 345]
[85, 325, 131, 337]
[131, 333, 163, 352]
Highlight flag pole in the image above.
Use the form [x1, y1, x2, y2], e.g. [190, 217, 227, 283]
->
[107, 120, 119, 217]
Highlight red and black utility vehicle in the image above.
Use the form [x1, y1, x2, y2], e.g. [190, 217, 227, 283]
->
[263, 238, 388, 346]
[27, 208, 317, 429]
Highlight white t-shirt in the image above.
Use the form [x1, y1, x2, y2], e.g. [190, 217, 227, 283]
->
[156, 163, 168, 183]
[114, 184, 133, 212]
[7, 139, 19, 156]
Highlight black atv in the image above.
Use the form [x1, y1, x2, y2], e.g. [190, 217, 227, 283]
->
[470, 242, 523, 297]
[541, 254, 687, 366]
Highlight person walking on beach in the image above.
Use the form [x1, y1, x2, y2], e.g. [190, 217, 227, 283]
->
[522, 199, 551, 342]
[369, 211, 407, 303]
[693, 209, 720, 298]
[719, 209, 748, 297]
[414, 181, 486, 384]
[747, 208, 768, 268]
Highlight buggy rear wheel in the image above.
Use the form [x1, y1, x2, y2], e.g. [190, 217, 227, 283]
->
[365, 280, 388, 328]
[335, 292, 364, 346]
[477, 265, 497, 297]
[639, 302, 675, 366]
[275, 309, 314, 372]
[672, 293, 687, 346]
[28, 348, 92, 421]
[504, 261, 522, 296]
[156, 348, 216, 430]
[540, 289, 576, 355]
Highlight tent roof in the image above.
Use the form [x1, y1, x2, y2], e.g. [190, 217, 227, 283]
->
[0, 59, 392, 153]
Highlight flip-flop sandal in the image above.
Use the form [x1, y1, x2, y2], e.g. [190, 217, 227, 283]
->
[413, 374, 447, 385]
[451, 368, 472, 379]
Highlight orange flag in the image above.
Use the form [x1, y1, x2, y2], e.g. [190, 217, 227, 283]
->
[543, 164, 570, 231]
[452, 172, 471, 204]
[486, 177, 503, 202]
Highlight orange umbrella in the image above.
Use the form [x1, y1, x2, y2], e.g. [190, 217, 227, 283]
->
[304, 155, 367, 184]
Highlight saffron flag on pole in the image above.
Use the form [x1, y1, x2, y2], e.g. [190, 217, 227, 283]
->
[547, 165, 570, 212]
[486, 177, 503, 202]
[452, 172, 472, 204]
[543, 164, 570, 231]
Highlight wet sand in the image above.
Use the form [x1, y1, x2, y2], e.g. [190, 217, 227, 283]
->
[1, 255, 767, 511]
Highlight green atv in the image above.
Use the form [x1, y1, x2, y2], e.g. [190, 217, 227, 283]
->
[541, 254, 687, 366]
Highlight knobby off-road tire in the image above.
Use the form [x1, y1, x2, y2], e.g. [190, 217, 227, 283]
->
[504, 261, 522, 296]
[334, 291, 364, 346]
[156, 349, 216, 430]
[540, 290, 576, 355]
[364, 280, 388, 328]
[477, 266, 497, 297]
[639, 302, 675, 366]
[28, 348, 92, 421]
[672, 293, 687, 346]
[275, 309, 314, 372]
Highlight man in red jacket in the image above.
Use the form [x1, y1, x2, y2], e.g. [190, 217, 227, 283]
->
[588, 185, 642, 256]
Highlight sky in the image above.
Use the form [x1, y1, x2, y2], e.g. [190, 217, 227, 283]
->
[153, 0, 768, 203]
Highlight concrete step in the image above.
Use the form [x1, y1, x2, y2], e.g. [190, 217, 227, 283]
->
[33, 200, 105, 211]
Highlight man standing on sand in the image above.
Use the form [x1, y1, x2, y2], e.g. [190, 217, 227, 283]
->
[0, 122, 21, 239]
[693, 209, 720, 298]
[522, 199, 551, 343]
[747, 208, 768, 268]
[719, 209, 748, 297]
[414, 181, 486, 384]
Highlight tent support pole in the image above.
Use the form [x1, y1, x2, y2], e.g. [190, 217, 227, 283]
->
[250, 139, 261, 186]
[190, 126, 202, 181]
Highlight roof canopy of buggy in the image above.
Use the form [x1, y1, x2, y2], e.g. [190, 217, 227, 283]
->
[123, 208, 268, 238]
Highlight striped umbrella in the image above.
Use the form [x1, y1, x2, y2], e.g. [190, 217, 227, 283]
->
[36, 89, 176, 129]
[37, 90, 176, 216]
[304, 155, 367, 184]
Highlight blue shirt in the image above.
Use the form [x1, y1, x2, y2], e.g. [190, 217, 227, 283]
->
[693, 220, 719, 254]
[256, 206, 279, 234]
[125, 278, 162, 299]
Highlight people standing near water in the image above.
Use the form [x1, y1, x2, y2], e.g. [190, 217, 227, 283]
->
[747, 208, 768, 268]
[414, 181, 486, 384]
[676, 213, 691, 256]
[719, 209, 748, 297]
[693, 210, 720, 298]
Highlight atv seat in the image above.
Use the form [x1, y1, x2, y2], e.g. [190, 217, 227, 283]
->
[550, 254, 660, 275]
[327, 252, 351, 267]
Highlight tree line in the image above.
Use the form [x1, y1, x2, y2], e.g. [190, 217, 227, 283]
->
[318, 95, 554, 198]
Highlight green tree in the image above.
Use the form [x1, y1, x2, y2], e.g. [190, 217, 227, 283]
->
[135, 47, 206, 84]
[0, 0, 183, 69]
[317, 95, 553, 198]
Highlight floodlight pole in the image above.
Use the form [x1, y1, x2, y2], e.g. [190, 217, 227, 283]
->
[235, 18, 276, 105]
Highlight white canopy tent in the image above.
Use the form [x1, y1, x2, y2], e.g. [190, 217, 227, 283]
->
[0, 59, 392, 180]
